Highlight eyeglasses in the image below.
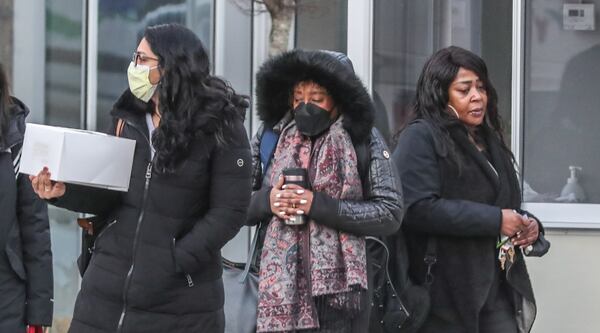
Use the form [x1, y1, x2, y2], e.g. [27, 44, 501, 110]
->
[132, 51, 159, 66]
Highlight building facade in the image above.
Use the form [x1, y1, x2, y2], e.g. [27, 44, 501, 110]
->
[1, 0, 599, 332]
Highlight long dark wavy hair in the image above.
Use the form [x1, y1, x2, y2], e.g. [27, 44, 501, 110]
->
[0, 63, 11, 147]
[412, 46, 511, 161]
[143, 24, 248, 173]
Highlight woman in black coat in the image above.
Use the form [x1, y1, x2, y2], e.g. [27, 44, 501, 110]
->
[392, 46, 550, 333]
[0, 63, 53, 332]
[246, 50, 404, 332]
[31, 24, 252, 333]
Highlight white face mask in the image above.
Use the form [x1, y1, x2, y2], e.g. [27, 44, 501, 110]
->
[127, 61, 158, 103]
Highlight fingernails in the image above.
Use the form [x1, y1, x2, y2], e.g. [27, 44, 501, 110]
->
[296, 210, 305, 215]
[276, 193, 281, 198]
[296, 190, 304, 194]
[279, 211, 286, 216]
[274, 202, 281, 207]
[282, 184, 288, 189]
[300, 199, 307, 204]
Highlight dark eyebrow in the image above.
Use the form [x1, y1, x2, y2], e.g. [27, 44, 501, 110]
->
[453, 80, 473, 85]
[453, 79, 484, 86]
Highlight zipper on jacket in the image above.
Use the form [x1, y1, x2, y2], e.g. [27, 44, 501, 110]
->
[91, 219, 117, 252]
[186, 274, 194, 287]
[116, 120, 154, 333]
[117, 161, 152, 332]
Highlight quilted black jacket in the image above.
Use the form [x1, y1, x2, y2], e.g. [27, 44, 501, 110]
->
[0, 98, 53, 331]
[51, 90, 252, 333]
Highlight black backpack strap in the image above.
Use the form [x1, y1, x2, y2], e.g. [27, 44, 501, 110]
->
[260, 128, 279, 174]
[423, 237, 437, 288]
[354, 137, 371, 193]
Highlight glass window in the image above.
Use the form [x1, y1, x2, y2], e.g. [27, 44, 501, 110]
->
[214, 0, 253, 263]
[0, 1, 14, 79]
[46, 1, 83, 128]
[523, 0, 600, 204]
[95, 0, 214, 132]
[47, 3, 85, 331]
[295, 0, 348, 53]
[372, 0, 513, 144]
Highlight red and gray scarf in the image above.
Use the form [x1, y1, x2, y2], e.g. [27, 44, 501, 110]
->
[256, 117, 368, 332]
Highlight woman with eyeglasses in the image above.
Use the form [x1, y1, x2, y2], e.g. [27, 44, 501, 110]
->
[30, 23, 252, 333]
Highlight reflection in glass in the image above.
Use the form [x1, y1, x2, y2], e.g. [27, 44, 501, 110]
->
[45, 2, 85, 332]
[523, 0, 600, 203]
[214, 0, 253, 263]
[96, 0, 214, 132]
[295, 0, 348, 53]
[46, 1, 83, 128]
[372, 0, 512, 144]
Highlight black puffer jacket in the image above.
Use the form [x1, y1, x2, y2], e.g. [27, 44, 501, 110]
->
[0, 98, 53, 331]
[51, 90, 252, 333]
[393, 120, 550, 333]
[246, 50, 404, 332]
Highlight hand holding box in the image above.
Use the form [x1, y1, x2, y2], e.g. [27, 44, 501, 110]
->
[20, 124, 136, 192]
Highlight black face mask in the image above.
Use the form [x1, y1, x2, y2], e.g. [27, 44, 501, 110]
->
[293, 102, 336, 137]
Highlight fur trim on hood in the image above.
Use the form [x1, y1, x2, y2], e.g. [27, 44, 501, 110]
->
[255, 49, 375, 143]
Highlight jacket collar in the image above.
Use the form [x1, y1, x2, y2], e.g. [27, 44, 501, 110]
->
[109, 89, 152, 134]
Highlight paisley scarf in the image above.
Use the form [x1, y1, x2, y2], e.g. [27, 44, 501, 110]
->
[256, 117, 368, 332]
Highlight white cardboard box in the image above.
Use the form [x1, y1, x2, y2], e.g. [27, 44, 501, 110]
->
[20, 124, 136, 192]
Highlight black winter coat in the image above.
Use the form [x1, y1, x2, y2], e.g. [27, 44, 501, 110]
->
[393, 120, 550, 333]
[51, 90, 252, 333]
[0, 98, 53, 331]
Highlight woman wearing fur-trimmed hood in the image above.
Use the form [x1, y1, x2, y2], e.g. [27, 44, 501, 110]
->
[242, 49, 404, 332]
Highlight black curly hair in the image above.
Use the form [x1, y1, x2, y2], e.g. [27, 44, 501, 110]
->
[0, 63, 11, 147]
[143, 23, 248, 173]
[413, 46, 511, 161]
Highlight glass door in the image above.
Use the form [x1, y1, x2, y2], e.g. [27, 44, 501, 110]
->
[371, 0, 513, 145]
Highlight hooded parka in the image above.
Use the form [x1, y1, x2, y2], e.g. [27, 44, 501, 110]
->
[0, 98, 53, 332]
[51, 90, 252, 333]
[245, 50, 404, 332]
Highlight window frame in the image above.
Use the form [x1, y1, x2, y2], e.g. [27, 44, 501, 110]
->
[514, 0, 600, 229]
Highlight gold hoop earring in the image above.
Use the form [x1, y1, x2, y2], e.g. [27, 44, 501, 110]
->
[448, 105, 460, 119]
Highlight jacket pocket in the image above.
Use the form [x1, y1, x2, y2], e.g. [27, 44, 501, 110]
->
[5, 222, 26, 280]
[92, 219, 117, 251]
[172, 237, 194, 288]
[5, 246, 26, 280]
[171, 237, 179, 272]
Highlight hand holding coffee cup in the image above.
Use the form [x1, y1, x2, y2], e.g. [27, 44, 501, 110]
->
[269, 168, 313, 224]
